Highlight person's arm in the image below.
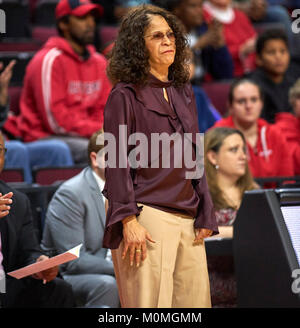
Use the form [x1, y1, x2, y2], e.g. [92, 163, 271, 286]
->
[103, 88, 154, 266]
[0, 60, 16, 128]
[43, 187, 114, 276]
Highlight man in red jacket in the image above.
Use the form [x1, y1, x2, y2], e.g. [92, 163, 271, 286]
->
[212, 78, 294, 180]
[13, 0, 111, 164]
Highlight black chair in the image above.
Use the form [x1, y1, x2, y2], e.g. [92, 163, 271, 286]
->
[0, 0, 31, 38]
[0, 51, 34, 86]
[34, 0, 58, 26]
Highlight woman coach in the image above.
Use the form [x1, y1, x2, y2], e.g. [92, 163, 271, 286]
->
[102, 4, 218, 308]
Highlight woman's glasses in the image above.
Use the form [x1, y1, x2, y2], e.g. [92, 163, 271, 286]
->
[145, 31, 175, 42]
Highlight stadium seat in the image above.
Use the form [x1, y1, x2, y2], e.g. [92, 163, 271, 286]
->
[32, 26, 57, 44]
[98, 25, 119, 47]
[0, 39, 41, 52]
[0, 168, 24, 183]
[202, 81, 232, 116]
[0, 52, 34, 86]
[33, 165, 85, 185]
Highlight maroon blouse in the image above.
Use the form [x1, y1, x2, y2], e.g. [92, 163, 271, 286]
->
[102, 74, 218, 249]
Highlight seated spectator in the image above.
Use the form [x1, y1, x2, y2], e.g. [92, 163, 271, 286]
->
[6, 0, 112, 165]
[247, 28, 300, 123]
[275, 78, 300, 175]
[41, 130, 119, 308]
[213, 78, 294, 178]
[157, 0, 233, 83]
[0, 131, 75, 308]
[0, 62, 74, 184]
[204, 126, 257, 307]
[203, 0, 257, 77]
[233, 0, 293, 49]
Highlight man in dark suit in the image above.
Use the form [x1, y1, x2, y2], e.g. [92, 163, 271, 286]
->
[0, 132, 75, 308]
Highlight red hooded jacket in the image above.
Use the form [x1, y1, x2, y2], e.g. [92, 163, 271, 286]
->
[275, 112, 300, 175]
[213, 116, 294, 178]
[6, 37, 111, 141]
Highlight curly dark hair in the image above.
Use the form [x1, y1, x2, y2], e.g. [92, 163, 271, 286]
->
[107, 4, 190, 87]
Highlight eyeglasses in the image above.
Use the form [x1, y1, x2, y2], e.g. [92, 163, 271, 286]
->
[145, 31, 175, 42]
[0, 147, 7, 155]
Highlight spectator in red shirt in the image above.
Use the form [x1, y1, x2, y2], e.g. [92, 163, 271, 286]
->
[275, 78, 300, 175]
[203, 0, 257, 76]
[212, 78, 294, 179]
[9, 0, 112, 164]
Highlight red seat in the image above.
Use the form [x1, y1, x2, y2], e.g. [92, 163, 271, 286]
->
[202, 81, 232, 116]
[0, 40, 42, 52]
[32, 26, 57, 44]
[0, 168, 24, 183]
[99, 25, 119, 47]
[33, 166, 85, 185]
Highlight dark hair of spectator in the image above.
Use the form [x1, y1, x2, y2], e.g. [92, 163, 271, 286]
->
[87, 129, 104, 166]
[107, 4, 190, 87]
[152, 0, 183, 11]
[228, 78, 264, 105]
[204, 127, 256, 210]
[255, 28, 289, 56]
[56, 16, 70, 37]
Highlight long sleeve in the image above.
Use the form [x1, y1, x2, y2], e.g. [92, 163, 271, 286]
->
[102, 87, 141, 249]
[189, 85, 219, 235]
[40, 58, 103, 137]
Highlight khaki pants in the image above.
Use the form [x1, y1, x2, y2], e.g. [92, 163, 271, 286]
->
[111, 203, 211, 308]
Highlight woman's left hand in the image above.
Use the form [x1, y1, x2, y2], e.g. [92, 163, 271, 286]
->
[193, 228, 213, 245]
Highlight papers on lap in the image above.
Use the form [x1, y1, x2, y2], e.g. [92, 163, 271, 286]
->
[7, 244, 82, 279]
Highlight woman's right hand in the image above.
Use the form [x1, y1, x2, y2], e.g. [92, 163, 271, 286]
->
[122, 215, 155, 267]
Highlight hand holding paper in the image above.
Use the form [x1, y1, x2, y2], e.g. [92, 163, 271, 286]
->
[32, 255, 59, 283]
[8, 244, 82, 280]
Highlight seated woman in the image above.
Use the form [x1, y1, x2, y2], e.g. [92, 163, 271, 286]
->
[213, 78, 294, 179]
[203, 0, 257, 76]
[204, 126, 258, 307]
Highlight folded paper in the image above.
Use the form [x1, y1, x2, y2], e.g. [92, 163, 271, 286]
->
[7, 244, 82, 279]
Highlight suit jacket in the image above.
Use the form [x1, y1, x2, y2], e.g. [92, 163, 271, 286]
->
[0, 181, 42, 274]
[41, 167, 114, 276]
